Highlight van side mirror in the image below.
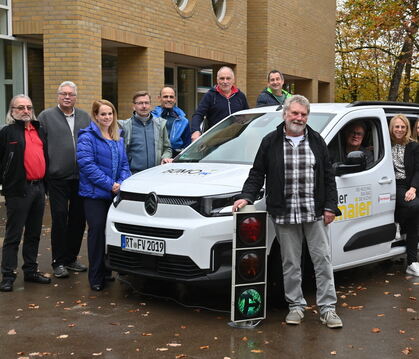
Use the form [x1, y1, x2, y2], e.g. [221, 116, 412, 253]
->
[333, 151, 367, 176]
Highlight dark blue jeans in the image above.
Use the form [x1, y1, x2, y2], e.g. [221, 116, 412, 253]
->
[83, 198, 112, 287]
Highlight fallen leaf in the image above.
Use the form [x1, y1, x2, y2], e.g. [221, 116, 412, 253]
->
[341, 302, 348, 307]
[384, 292, 391, 295]
[141, 332, 152, 336]
[377, 314, 385, 317]
[394, 294, 402, 297]
[371, 328, 381, 333]
[200, 345, 209, 350]
[106, 348, 112, 351]
[8, 329, 16, 335]
[409, 296, 416, 301]
[180, 325, 187, 329]
[57, 334, 69, 339]
[241, 337, 248, 341]
[251, 349, 264, 353]
[406, 308, 416, 313]
[175, 355, 187, 359]
[167, 343, 182, 347]
[92, 353, 102, 356]
[401, 347, 413, 355]
[400, 330, 406, 334]
[331, 351, 337, 355]
[348, 305, 364, 310]
[68, 323, 76, 327]
[156, 348, 168, 351]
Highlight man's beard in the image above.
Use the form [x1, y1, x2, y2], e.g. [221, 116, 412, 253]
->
[286, 120, 306, 134]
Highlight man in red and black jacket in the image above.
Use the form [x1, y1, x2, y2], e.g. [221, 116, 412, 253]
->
[0, 94, 51, 292]
[191, 66, 249, 141]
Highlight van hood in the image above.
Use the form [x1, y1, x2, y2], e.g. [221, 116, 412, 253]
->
[121, 162, 251, 196]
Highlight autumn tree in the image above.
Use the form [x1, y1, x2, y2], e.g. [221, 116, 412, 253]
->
[336, 0, 418, 102]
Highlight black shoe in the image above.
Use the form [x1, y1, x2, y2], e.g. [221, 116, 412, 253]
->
[53, 265, 69, 278]
[66, 261, 87, 272]
[91, 284, 104, 291]
[24, 272, 51, 284]
[0, 278, 14, 292]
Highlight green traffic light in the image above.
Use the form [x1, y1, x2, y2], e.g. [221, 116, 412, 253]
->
[237, 288, 262, 318]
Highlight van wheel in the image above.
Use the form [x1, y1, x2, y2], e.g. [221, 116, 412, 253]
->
[267, 239, 286, 308]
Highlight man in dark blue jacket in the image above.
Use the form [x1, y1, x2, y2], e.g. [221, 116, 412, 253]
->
[0, 95, 51, 292]
[152, 87, 191, 157]
[256, 70, 292, 107]
[191, 66, 249, 141]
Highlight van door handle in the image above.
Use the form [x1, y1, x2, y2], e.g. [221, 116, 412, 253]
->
[378, 177, 392, 184]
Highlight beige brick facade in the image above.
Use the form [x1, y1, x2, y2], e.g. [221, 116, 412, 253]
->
[12, 0, 335, 117]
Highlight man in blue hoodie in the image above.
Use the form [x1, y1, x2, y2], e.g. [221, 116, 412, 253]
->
[152, 87, 191, 157]
[191, 66, 249, 141]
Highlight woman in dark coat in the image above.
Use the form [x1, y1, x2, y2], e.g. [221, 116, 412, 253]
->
[389, 114, 419, 276]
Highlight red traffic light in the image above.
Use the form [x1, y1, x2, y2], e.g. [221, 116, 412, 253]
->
[238, 216, 263, 244]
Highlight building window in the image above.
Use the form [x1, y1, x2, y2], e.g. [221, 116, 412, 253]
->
[212, 0, 227, 23]
[0, 0, 11, 36]
[173, 0, 189, 11]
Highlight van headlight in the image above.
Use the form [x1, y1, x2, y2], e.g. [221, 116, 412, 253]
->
[192, 192, 241, 217]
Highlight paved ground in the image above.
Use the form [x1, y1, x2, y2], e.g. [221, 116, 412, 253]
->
[0, 201, 418, 359]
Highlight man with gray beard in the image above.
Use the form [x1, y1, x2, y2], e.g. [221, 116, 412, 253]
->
[233, 95, 343, 328]
[0, 95, 50, 292]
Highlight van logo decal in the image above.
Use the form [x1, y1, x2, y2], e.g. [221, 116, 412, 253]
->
[162, 169, 218, 176]
[145, 192, 158, 216]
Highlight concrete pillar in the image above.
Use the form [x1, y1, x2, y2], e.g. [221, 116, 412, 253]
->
[294, 79, 318, 102]
[43, 21, 102, 112]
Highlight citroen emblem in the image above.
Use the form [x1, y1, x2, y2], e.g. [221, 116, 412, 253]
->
[145, 192, 158, 216]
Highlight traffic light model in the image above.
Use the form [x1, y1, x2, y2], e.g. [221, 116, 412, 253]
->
[231, 211, 267, 323]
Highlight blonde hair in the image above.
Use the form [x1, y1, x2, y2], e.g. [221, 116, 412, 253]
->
[91, 99, 120, 140]
[389, 114, 412, 145]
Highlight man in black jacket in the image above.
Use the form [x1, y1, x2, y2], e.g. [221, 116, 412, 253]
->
[256, 70, 291, 107]
[38, 81, 90, 278]
[233, 95, 343, 328]
[0, 95, 51, 292]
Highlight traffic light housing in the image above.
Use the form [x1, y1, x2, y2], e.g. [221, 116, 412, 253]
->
[231, 211, 267, 323]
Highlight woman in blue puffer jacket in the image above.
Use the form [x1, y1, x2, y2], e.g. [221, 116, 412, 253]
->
[77, 99, 131, 291]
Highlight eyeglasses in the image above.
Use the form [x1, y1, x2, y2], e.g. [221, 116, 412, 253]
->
[12, 105, 33, 111]
[58, 92, 77, 97]
[134, 101, 150, 106]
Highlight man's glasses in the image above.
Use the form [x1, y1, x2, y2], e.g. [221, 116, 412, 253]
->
[58, 92, 77, 97]
[12, 106, 33, 111]
[134, 101, 150, 106]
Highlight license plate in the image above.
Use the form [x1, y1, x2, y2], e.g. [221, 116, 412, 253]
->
[121, 235, 165, 256]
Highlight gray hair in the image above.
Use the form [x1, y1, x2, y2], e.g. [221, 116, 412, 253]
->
[283, 95, 310, 119]
[58, 81, 77, 94]
[217, 66, 235, 79]
[5, 94, 36, 124]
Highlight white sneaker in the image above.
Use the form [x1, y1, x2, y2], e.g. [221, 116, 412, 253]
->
[406, 262, 419, 276]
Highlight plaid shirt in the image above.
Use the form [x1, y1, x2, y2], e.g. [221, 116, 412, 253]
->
[275, 129, 319, 224]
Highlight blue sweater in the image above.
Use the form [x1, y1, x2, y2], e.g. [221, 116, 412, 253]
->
[77, 122, 131, 199]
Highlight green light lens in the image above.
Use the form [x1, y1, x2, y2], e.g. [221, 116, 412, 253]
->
[237, 288, 262, 318]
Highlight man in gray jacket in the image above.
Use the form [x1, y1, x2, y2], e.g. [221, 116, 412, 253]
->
[38, 81, 90, 278]
[119, 91, 172, 173]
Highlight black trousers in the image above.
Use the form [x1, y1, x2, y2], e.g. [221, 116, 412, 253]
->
[396, 184, 419, 265]
[48, 179, 86, 268]
[84, 198, 112, 287]
[1, 182, 45, 279]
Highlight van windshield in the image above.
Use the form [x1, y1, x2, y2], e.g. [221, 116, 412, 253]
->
[176, 111, 335, 164]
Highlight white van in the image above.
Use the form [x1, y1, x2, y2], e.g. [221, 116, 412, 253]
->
[105, 101, 419, 290]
